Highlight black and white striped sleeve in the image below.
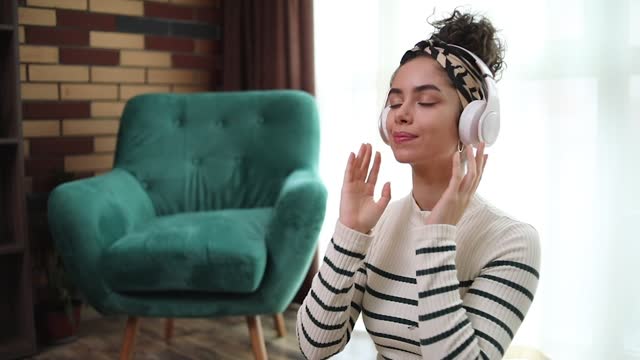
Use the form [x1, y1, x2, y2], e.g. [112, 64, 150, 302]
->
[296, 221, 371, 360]
[411, 222, 540, 359]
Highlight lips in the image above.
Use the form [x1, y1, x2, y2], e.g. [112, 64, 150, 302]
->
[392, 131, 417, 144]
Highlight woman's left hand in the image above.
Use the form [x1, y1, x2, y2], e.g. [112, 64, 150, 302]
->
[426, 143, 488, 226]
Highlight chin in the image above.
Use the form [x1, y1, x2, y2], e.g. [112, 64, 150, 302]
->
[390, 147, 422, 164]
[390, 143, 449, 167]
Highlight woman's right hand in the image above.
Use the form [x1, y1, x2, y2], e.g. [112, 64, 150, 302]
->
[339, 143, 392, 234]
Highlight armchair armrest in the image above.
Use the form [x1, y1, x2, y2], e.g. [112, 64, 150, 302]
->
[262, 168, 327, 309]
[48, 168, 156, 310]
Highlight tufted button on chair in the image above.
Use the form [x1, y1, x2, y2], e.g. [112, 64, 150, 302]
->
[48, 90, 327, 360]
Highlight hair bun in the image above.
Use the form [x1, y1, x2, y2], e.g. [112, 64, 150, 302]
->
[430, 9, 505, 78]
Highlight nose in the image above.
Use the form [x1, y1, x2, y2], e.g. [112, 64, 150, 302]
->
[395, 103, 412, 125]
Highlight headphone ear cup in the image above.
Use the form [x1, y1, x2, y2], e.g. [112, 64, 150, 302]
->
[378, 106, 391, 144]
[479, 111, 500, 145]
[458, 100, 486, 146]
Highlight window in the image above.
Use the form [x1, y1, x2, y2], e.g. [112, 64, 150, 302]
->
[314, 1, 640, 357]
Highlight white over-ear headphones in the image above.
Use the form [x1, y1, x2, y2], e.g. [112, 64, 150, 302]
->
[378, 45, 500, 147]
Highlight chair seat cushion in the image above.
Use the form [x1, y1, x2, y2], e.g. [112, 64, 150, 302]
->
[101, 208, 273, 294]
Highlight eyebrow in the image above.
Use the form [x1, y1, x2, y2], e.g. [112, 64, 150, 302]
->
[388, 84, 441, 97]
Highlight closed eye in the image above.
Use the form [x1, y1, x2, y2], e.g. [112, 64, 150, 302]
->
[418, 102, 436, 107]
[389, 104, 402, 109]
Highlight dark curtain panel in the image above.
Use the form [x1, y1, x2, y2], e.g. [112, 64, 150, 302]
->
[222, 0, 318, 304]
[222, 0, 315, 93]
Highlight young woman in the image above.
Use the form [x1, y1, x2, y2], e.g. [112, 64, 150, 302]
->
[296, 9, 541, 360]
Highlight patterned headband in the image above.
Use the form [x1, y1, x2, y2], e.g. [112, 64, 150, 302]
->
[400, 37, 486, 109]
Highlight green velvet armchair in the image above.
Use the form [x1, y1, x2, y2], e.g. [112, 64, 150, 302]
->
[47, 90, 327, 359]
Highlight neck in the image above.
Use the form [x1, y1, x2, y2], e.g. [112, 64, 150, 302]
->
[411, 158, 453, 211]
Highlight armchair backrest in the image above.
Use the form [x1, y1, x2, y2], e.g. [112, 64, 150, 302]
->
[114, 90, 320, 216]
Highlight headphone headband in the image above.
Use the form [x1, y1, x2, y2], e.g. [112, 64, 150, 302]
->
[448, 44, 500, 146]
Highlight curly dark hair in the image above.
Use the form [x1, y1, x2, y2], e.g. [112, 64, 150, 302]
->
[428, 9, 506, 78]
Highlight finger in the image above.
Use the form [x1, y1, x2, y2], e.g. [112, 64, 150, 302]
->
[343, 152, 355, 183]
[449, 151, 463, 188]
[472, 151, 488, 190]
[352, 144, 366, 180]
[461, 146, 477, 192]
[366, 151, 381, 186]
[354, 143, 365, 165]
[377, 181, 392, 209]
[472, 154, 489, 193]
[475, 143, 485, 175]
[359, 143, 372, 179]
[480, 154, 489, 181]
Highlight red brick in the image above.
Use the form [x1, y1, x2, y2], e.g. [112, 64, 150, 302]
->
[25, 27, 89, 46]
[145, 2, 194, 21]
[172, 54, 214, 69]
[23, 102, 91, 119]
[209, 39, 221, 54]
[30, 170, 94, 193]
[60, 48, 119, 66]
[31, 176, 56, 193]
[29, 137, 94, 157]
[75, 172, 94, 179]
[146, 35, 194, 52]
[57, 10, 117, 31]
[25, 157, 64, 177]
[194, 39, 221, 55]
[194, 8, 221, 23]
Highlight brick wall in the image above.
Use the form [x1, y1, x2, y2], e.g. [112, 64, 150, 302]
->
[17, 0, 222, 193]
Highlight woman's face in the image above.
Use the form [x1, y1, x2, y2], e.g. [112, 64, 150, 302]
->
[386, 56, 462, 167]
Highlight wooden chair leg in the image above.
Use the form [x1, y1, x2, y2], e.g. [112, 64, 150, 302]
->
[119, 316, 140, 360]
[274, 313, 286, 337]
[164, 318, 174, 344]
[246, 315, 268, 360]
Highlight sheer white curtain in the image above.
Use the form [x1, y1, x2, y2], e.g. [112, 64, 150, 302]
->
[314, 0, 640, 358]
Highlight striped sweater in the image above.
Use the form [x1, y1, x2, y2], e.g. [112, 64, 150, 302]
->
[296, 193, 541, 359]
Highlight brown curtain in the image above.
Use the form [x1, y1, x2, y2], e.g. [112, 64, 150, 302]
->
[222, 0, 318, 304]
[222, 0, 315, 93]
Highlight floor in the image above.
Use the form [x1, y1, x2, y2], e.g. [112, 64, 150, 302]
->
[28, 304, 546, 359]
[27, 304, 375, 360]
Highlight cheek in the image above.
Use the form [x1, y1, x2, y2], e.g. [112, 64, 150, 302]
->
[416, 108, 459, 137]
[384, 113, 394, 134]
